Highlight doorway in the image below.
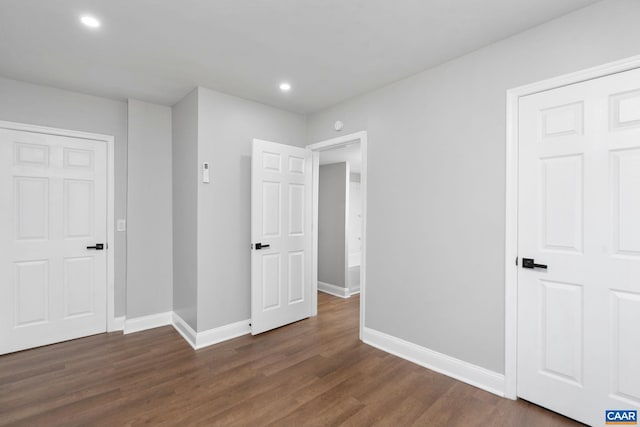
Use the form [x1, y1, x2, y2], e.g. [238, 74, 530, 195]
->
[307, 131, 367, 339]
[315, 143, 362, 298]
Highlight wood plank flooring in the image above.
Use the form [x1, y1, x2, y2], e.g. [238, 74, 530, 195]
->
[0, 293, 583, 426]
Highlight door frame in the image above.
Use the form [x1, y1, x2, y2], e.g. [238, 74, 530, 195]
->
[504, 55, 640, 399]
[0, 120, 117, 332]
[307, 131, 367, 340]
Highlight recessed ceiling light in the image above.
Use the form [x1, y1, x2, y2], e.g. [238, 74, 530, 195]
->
[80, 15, 101, 28]
[279, 82, 291, 92]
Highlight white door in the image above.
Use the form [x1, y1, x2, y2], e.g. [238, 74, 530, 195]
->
[251, 139, 312, 335]
[517, 67, 640, 425]
[0, 128, 108, 354]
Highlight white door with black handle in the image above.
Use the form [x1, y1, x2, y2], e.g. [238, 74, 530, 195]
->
[251, 139, 312, 335]
[517, 67, 640, 426]
[0, 128, 108, 354]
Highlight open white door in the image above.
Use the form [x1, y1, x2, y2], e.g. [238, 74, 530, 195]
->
[517, 67, 640, 425]
[251, 139, 312, 335]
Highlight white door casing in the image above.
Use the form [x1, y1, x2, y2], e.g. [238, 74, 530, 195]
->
[307, 131, 367, 338]
[251, 139, 312, 335]
[0, 127, 109, 354]
[517, 67, 640, 425]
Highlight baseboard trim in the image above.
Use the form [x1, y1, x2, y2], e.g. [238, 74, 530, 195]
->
[171, 312, 198, 348]
[362, 327, 505, 397]
[110, 316, 125, 332]
[124, 311, 172, 335]
[349, 287, 361, 296]
[170, 313, 250, 350]
[194, 319, 251, 350]
[318, 281, 350, 298]
[124, 310, 250, 350]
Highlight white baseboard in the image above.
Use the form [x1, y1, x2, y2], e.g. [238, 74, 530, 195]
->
[349, 287, 361, 296]
[195, 319, 250, 349]
[109, 316, 125, 332]
[362, 327, 505, 397]
[124, 311, 250, 350]
[171, 312, 197, 348]
[171, 312, 250, 350]
[123, 311, 172, 335]
[318, 281, 350, 298]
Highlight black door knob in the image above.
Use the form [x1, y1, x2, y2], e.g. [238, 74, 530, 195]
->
[522, 258, 547, 269]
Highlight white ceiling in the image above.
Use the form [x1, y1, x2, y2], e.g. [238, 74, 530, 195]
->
[0, 0, 598, 113]
[320, 143, 361, 174]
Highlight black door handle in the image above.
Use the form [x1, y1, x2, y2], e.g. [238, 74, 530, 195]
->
[522, 258, 547, 269]
[255, 243, 270, 250]
[87, 243, 104, 250]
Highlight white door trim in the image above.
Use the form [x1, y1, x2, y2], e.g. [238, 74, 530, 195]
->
[504, 55, 640, 400]
[0, 120, 117, 332]
[344, 161, 351, 296]
[307, 131, 367, 340]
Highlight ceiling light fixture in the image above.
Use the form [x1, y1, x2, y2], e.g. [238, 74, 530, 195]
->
[279, 82, 291, 92]
[80, 15, 101, 28]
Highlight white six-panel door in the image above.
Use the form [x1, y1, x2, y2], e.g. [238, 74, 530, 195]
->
[0, 129, 108, 354]
[517, 67, 640, 425]
[251, 139, 312, 335]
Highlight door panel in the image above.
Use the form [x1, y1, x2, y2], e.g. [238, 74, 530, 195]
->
[14, 260, 49, 326]
[611, 149, 640, 256]
[64, 179, 94, 238]
[0, 128, 107, 354]
[518, 67, 640, 425]
[63, 256, 94, 318]
[15, 177, 49, 240]
[288, 184, 305, 235]
[540, 154, 583, 253]
[262, 253, 281, 311]
[251, 139, 311, 335]
[288, 251, 305, 303]
[611, 291, 640, 405]
[539, 280, 583, 385]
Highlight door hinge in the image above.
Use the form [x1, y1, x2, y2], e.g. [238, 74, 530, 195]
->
[515, 257, 518, 266]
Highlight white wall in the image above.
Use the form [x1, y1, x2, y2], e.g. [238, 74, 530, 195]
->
[306, 0, 640, 374]
[0, 76, 128, 317]
[172, 89, 199, 330]
[318, 162, 348, 288]
[196, 86, 307, 332]
[127, 99, 173, 318]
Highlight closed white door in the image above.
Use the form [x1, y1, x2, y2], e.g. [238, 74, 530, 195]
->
[517, 67, 640, 425]
[251, 139, 312, 335]
[0, 128, 108, 354]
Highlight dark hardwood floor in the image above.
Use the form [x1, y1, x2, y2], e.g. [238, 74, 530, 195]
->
[0, 292, 582, 426]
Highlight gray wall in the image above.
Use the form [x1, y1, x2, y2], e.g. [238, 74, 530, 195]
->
[318, 163, 348, 288]
[172, 89, 199, 330]
[127, 99, 173, 318]
[0, 76, 128, 317]
[196, 86, 307, 331]
[306, 0, 640, 374]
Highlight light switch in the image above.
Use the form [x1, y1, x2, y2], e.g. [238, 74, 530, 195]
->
[117, 219, 126, 232]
